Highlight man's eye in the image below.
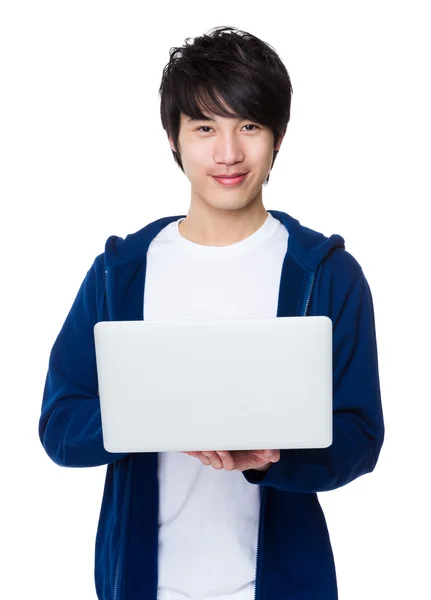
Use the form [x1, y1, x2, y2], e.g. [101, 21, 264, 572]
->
[197, 124, 259, 133]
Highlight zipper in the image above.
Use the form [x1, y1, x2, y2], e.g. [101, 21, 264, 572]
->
[112, 461, 133, 600]
[104, 268, 111, 320]
[253, 271, 316, 600]
[303, 273, 315, 316]
[112, 550, 120, 600]
[253, 486, 265, 600]
[104, 265, 123, 600]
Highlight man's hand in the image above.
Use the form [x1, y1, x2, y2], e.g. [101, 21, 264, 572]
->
[180, 449, 280, 472]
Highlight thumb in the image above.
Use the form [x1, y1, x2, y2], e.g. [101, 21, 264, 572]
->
[267, 450, 280, 462]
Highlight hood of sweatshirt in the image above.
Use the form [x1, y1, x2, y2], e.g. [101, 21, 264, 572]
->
[103, 209, 345, 273]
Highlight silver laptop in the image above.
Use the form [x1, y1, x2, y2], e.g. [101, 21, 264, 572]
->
[94, 316, 333, 453]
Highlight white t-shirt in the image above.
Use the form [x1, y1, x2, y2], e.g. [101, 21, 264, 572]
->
[143, 212, 289, 600]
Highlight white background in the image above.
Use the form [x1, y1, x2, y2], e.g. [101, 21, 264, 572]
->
[1, 1, 430, 598]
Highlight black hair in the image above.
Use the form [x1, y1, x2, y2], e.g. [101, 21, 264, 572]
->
[158, 25, 293, 185]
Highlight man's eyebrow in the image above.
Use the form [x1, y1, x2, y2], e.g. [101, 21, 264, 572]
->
[186, 115, 243, 123]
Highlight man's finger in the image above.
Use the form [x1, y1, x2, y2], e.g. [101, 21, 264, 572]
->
[266, 449, 280, 462]
[202, 451, 223, 468]
[216, 451, 235, 471]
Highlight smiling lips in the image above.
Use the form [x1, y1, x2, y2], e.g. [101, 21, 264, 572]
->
[213, 172, 247, 178]
[212, 173, 248, 186]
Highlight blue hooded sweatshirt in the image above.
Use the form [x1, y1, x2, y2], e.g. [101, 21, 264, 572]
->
[39, 209, 385, 600]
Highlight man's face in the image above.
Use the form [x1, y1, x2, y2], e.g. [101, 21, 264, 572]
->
[169, 110, 283, 212]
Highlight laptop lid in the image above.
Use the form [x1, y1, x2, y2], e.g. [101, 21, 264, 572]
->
[94, 316, 333, 453]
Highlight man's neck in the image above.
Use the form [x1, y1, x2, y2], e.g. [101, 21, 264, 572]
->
[178, 207, 269, 247]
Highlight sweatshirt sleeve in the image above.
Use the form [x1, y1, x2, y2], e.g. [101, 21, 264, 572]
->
[242, 250, 385, 492]
[38, 258, 129, 467]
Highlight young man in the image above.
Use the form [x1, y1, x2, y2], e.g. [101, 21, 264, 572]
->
[39, 26, 385, 600]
